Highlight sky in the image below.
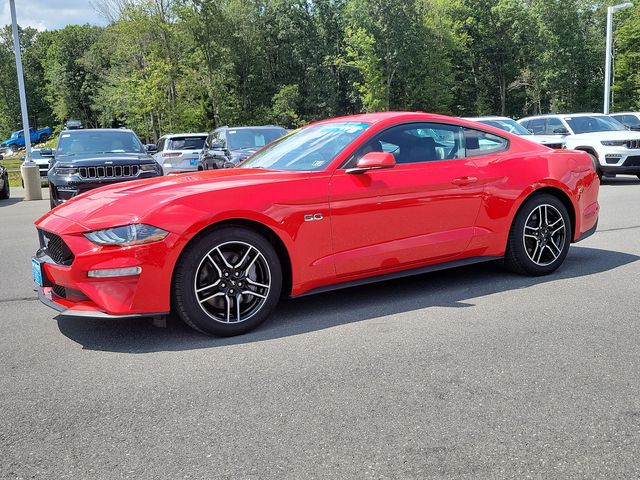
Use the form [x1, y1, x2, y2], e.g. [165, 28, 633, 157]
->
[0, 0, 106, 31]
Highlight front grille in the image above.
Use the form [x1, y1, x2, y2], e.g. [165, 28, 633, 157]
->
[623, 156, 640, 167]
[40, 230, 75, 265]
[78, 165, 140, 179]
[52, 285, 66, 298]
[625, 139, 640, 149]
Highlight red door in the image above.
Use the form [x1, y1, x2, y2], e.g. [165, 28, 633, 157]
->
[329, 122, 484, 277]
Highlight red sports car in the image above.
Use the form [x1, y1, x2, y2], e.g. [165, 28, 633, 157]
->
[33, 112, 600, 336]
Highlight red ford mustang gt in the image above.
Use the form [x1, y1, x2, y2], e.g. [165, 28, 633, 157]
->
[33, 112, 600, 336]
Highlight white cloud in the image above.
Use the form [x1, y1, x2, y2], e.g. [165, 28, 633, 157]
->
[0, 0, 107, 31]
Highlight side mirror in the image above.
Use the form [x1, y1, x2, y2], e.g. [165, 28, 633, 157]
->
[223, 161, 235, 169]
[40, 148, 54, 157]
[346, 151, 396, 174]
[146, 144, 157, 153]
[553, 128, 569, 135]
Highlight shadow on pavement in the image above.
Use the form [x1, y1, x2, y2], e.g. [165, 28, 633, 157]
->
[56, 246, 638, 353]
[600, 177, 640, 185]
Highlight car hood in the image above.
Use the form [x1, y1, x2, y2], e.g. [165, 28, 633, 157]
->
[44, 168, 306, 230]
[54, 153, 156, 166]
[568, 131, 640, 141]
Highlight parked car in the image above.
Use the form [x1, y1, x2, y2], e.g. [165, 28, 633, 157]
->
[154, 133, 207, 174]
[199, 125, 287, 170]
[31, 148, 53, 181]
[609, 112, 640, 131]
[45, 128, 162, 209]
[518, 113, 640, 179]
[0, 155, 9, 200]
[32, 112, 599, 337]
[64, 119, 83, 130]
[465, 116, 565, 148]
[0, 127, 52, 155]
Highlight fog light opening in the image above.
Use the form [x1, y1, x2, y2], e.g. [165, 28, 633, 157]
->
[87, 267, 142, 278]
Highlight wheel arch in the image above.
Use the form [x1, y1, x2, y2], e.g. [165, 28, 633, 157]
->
[513, 186, 577, 242]
[171, 217, 293, 299]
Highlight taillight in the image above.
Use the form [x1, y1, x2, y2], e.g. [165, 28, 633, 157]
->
[162, 152, 182, 158]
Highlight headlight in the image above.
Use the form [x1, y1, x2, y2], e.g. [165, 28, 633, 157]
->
[54, 167, 78, 175]
[140, 163, 159, 172]
[601, 140, 626, 146]
[84, 224, 168, 246]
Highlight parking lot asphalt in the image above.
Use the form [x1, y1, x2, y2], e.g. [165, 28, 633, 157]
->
[1, 180, 639, 479]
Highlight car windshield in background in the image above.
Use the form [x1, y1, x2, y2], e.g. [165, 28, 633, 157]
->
[56, 131, 146, 157]
[479, 119, 531, 136]
[227, 128, 287, 150]
[168, 136, 206, 151]
[240, 122, 370, 171]
[565, 116, 627, 134]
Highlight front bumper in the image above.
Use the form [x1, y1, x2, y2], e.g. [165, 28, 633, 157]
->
[33, 214, 179, 318]
[49, 171, 162, 207]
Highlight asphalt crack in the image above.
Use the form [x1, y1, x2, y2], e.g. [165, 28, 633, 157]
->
[0, 296, 38, 304]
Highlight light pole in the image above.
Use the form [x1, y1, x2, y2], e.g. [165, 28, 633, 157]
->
[9, 0, 42, 200]
[604, 2, 633, 115]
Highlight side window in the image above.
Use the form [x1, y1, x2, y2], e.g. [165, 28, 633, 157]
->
[545, 118, 566, 135]
[464, 128, 509, 157]
[528, 118, 546, 135]
[212, 131, 226, 148]
[520, 120, 531, 131]
[349, 122, 465, 166]
[156, 138, 165, 151]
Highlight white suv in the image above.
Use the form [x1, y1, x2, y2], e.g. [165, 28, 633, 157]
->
[153, 133, 208, 175]
[465, 116, 565, 149]
[518, 113, 640, 179]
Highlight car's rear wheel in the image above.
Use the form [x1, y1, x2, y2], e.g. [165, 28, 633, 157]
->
[173, 227, 282, 336]
[0, 175, 9, 199]
[505, 194, 571, 276]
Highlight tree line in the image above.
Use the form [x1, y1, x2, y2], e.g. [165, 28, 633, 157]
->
[0, 0, 638, 142]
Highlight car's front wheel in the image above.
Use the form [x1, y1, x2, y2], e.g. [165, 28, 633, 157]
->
[173, 227, 282, 336]
[0, 175, 9, 199]
[505, 194, 571, 276]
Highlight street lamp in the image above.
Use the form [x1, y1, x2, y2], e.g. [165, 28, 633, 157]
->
[604, 2, 633, 115]
[9, 0, 42, 200]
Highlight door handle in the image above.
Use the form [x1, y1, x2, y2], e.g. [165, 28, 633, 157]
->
[451, 176, 478, 186]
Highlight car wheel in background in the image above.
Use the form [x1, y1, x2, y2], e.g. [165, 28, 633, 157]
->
[587, 153, 602, 180]
[173, 226, 282, 336]
[505, 193, 571, 276]
[0, 175, 9, 199]
[39, 134, 49, 143]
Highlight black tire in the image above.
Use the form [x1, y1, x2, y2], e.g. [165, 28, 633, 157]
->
[173, 226, 282, 336]
[0, 175, 9, 199]
[49, 197, 56, 209]
[505, 193, 571, 276]
[588, 153, 603, 180]
[39, 134, 49, 144]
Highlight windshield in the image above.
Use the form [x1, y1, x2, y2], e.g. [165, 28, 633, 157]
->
[227, 128, 287, 151]
[614, 115, 640, 128]
[564, 116, 627, 134]
[167, 136, 206, 151]
[240, 122, 370, 171]
[56, 130, 146, 157]
[479, 119, 531, 136]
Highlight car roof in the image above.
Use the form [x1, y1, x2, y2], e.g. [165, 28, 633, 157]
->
[463, 116, 513, 121]
[160, 133, 208, 139]
[63, 128, 136, 133]
[520, 113, 610, 121]
[610, 112, 640, 116]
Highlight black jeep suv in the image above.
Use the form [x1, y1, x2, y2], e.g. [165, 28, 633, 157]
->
[46, 129, 162, 209]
